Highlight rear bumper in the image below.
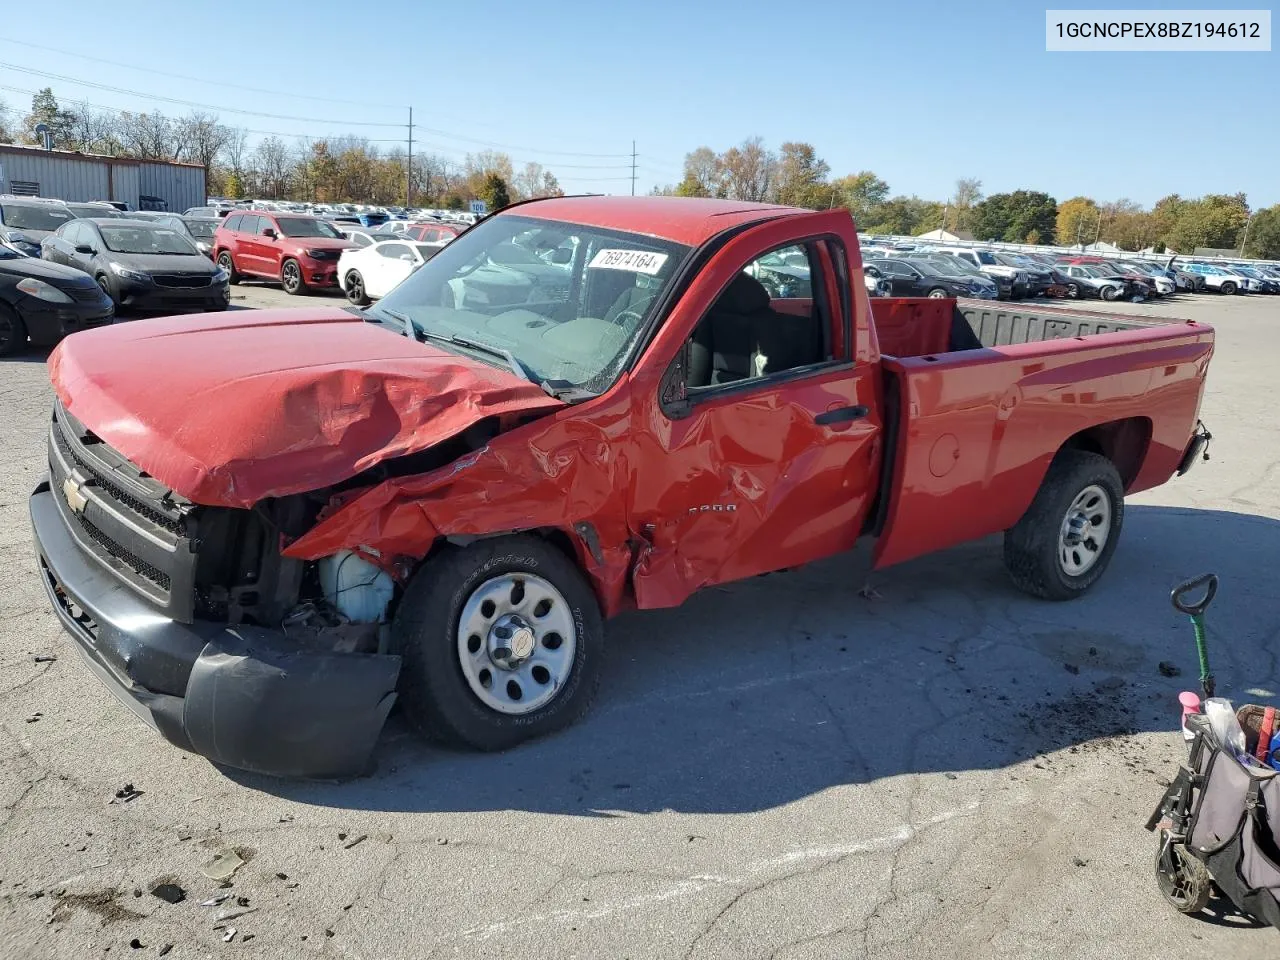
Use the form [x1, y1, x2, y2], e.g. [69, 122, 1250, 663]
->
[30, 484, 400, 778]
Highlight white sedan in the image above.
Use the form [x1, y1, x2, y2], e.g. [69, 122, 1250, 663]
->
[338, 239, 438, 305]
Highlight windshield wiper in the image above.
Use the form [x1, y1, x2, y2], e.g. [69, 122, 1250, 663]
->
[382, 314, 584, 402]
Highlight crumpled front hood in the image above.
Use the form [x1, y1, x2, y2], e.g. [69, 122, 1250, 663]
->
[49, 308, 564, 508]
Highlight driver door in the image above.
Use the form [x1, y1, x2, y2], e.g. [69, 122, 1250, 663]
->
[627, 217, 883, 609]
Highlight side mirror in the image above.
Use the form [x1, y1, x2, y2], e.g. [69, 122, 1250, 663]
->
[550, 247, 572, 264]
[400, 253, 414, 261]
[262, 228, 277, 239]
[75, 244, 95, 255]
[659, 343, 691, 419]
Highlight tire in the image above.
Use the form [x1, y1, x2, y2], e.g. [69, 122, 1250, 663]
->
[281, 258, 305, 295]
[95, 275, 119, 309]
[1100, 285, 1121, 302]
[1219, 281, 1236, 296]
[1003, 449, 1124, 601]
[1066, 283, 1079, 299]
[926, 288, 948, 299]
[0, 303, 27, 357]
[393, 535, 604, 751]
[1155, 837, 1212, 914]
[345, 270, 370, 306]
[216, 251, 240, 284]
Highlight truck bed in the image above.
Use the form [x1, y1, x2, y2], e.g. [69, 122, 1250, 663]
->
[870, 296, 1213, 570]
[872, 297, 1183, 359]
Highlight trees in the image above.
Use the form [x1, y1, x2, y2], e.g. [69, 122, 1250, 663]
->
[478, 173, 511, 211]
[970, 190, 1057, 243]
[1165, 194, 1249, 253]
[720, 137, 775, 201]
[1056, 197, 1100, 247]
[1243, 205, 1280, 260]
[22, 88, 76, 147]
[773, 142, 830, 209]
[830, 171, 890, 227]
[950, 177, 983, 232]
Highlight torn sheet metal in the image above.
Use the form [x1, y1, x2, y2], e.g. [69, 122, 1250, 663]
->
[48, 308, 563, 508]
[282, 392, 637, 616]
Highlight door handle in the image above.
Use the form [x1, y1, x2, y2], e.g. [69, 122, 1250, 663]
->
[815, 405, 869, 425]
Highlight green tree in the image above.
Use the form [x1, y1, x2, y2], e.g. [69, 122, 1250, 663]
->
[1243, 205, 1280, 259]
[224, 170, 244, 199]
[22, 87, 75, 147]
[773, 142, 830, 209]
[971, 190, 1057, 243]
[1166, 194, 1250, 253]
[1056, 196, 1100, 247]
[830, 171, 890, 229]
[674, 175, 709, 197]
[479, 172, 511, 211]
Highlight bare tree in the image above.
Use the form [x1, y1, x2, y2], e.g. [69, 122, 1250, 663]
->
[64, 103, 118, 154]
[253, 136, 292, 198]
[174, 112, 231, 170]
[0, 97, 11, 143]
[514, 161, 545, 200]
[720, 137, 775, 201]
[682, 147, 724, 197]
[116, 110, 176, 159]
[221, 127, 250, 178]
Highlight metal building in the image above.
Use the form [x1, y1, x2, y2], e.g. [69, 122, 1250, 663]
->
[0, 143, 206, 213]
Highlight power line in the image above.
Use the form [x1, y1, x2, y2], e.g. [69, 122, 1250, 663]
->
[0, 61, 404, 127]
[0, 38, 405, 110]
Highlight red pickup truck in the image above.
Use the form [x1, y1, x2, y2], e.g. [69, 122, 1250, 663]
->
[31, 197, 1214, 777]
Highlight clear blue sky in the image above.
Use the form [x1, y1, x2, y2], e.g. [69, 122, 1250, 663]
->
[1, 0, 1276, 207]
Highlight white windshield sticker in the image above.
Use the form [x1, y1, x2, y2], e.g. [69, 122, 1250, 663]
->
[588, 248, 669, 275]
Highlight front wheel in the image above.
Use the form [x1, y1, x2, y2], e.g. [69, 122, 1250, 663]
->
[216, 251, 240, 284]
[1003, 449, 1124, 600]
[1066, 283, 1080, 299]
[1155, 836, 1212, 914]
[96, 275, 119, 308]
[0, 304, 27, 357]
[393, 535, 604, 750]
[281, 258, 306, 295]
[926, 288, 948, 299]
[1220, 281, 1237, 296]
[1101, 285, 1121, 301]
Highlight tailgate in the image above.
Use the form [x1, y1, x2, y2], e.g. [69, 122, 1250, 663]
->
[871, 321, 1214, 570]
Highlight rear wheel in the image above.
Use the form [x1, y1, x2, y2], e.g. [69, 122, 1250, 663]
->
[345, 270, 370, 306]
[281, 258, 306, 295]
[0, 303, 27, 357]
[1003, 449, 1124, 600]
[1220, 281, 1237, 296]
[393, 535, 604, 750]
[926, 288, 948, 299]
[217, 251, 240, 284]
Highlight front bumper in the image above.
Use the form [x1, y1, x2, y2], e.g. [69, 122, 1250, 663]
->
[15, 295, 114, 345]
[114, 277, 231, 312]
[299, 258, 341, 287]
[30, 484, 400, 778]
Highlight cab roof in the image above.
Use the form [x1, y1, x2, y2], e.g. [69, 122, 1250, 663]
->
[510, 196, 810, 247]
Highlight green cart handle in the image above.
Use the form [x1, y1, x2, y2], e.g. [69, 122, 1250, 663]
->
[1171, 574, 1218, 617]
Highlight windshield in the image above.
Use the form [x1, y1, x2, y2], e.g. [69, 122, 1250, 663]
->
[1, 203, 74, 232]
[974, 251, 998, 265]
[184, 220, 218, 239]
[907, 260, 948, 278]
[100, 225, 200, 255]
[372, 214, 689, 393]
[926, 255, 980, 276]
[276, 217, 344, 238]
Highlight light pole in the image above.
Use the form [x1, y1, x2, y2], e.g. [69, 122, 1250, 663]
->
[1240, 214, 1253, 257]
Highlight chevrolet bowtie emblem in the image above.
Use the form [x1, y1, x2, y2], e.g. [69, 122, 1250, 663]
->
[62, 477, 88, 515]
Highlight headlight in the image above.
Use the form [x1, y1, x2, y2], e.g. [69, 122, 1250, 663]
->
[197, 241, 211, 253]
[212, 267, 229, 283]
[109, 262, 151, 282]
[15, 277, 74, 303]
[303, 248, 328, 259]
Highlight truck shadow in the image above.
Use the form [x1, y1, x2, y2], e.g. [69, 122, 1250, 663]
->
[230, 505, 1280, 815]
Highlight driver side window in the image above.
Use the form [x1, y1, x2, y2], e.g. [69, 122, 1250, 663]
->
[685, 241, 839, 390]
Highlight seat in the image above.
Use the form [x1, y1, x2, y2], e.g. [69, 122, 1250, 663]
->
[688, 273, 824, 388]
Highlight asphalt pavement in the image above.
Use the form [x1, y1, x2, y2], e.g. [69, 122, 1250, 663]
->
[0, 287, 1277, 959]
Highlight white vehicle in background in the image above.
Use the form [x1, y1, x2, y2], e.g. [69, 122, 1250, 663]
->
[933, 247, 1027, 294]
[1183, 262, 1245, 294]
[863, 267, 891, 297]
[338, 238, 438, 305]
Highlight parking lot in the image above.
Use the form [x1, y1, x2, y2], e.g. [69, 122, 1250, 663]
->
[0, 289, 1277, 959]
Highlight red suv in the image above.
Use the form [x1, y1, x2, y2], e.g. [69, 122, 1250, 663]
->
[213, 213, 353, 295]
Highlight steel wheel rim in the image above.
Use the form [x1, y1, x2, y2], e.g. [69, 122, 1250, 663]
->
[346, 273, 363, 303]
[1059, 484, 1111, 576]
[283, 261, 300, 290]
[928, 289, 946, 299]
[457, 573, 576, 716]
[218, 253, 233, 273]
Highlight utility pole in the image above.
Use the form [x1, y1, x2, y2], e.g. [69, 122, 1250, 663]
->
[1240, 214, 1252, 257]
[406, 107, 414, 209]
[630, 141, 637, 197]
